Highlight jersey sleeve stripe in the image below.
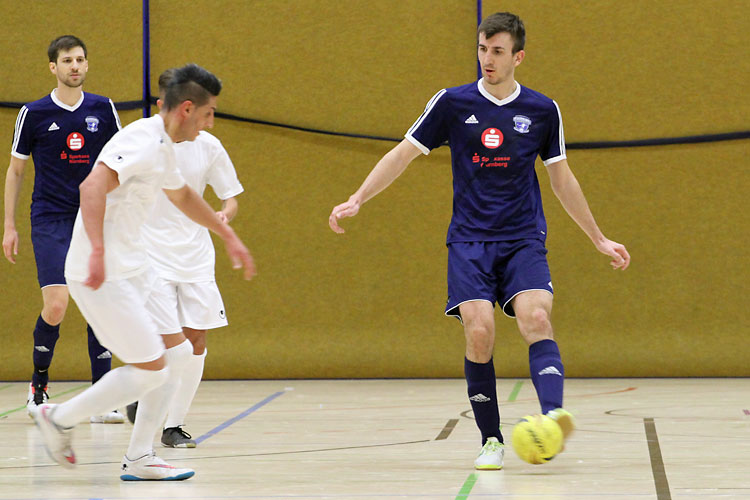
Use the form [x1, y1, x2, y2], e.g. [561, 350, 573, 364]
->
[406, 88, 447, 138]
[553, 100, 566, 157]
[109, 99, 122, 130]
[11, 106, 29, 158]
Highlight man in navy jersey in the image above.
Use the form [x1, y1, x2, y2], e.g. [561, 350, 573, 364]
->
[3, 35, 125, 423]
[329, 12, 630, 470]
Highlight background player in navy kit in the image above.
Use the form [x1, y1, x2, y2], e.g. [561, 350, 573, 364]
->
[3, 35, 124, 423]
[329, 12, 630, 469]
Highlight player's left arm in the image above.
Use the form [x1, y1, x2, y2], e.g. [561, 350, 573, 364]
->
[164, 185, 255, 279]
[218, 197, 238, 223]
[546, 159, 630, 270]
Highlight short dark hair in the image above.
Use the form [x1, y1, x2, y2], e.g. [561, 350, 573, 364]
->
[477, 12, 525, 53]
[162, 64, 222, 111]
[157, 67, 177, 96]
[48, 35, 87, 63]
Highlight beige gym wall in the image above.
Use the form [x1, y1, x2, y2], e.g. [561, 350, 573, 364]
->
[0, 1, 747, 380]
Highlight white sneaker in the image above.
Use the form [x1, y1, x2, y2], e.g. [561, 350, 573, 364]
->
[26, 383, 49, 419]
[474, 436, 504, 470]
[33, 404, 76, 468]
[120, 451, 195, 481]
[90, 409, 126, 424]
[547, 408, 576, 450]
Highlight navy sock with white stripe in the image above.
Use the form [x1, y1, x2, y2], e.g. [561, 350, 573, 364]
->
[32, 315, 59, 388]
[465, 357, 502, 444]
[87, 324, 112, 384]
[529, 339, 564, 414]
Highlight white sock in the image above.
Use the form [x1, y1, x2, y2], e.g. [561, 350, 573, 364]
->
[53, 365, 168, 429]
[164, 348, 206, 429]
[126, 339, 192, 459]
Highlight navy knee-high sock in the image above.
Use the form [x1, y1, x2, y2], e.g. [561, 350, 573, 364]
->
[465, 357, 502, 444]
[32, 315, 59, 387]
[87, 325, 112, 384]
[529, 339, 565, 414]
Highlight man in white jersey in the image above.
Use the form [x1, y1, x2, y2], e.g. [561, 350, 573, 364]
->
[126, 69, 244, 448]
[31, 64, 255, 481]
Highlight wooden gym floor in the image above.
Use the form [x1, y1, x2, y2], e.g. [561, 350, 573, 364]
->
[0, 378, 748, 499]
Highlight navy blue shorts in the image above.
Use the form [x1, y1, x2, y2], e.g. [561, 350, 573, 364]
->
[31, 218, 75, 288]
[445, 239, 553, 320]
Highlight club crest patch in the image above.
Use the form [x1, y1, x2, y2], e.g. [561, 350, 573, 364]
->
[513, 115, 531, 134]
[85, 116, 99, 133]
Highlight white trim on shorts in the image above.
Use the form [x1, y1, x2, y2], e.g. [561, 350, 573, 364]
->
[40, 283, 66, 289]
[444, 298, 494, 325]
[502, 288, 554, 318]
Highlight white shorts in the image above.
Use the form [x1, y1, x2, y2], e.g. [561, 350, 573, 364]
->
[68, 274, 165, 364]
[146, 278, 228, 334]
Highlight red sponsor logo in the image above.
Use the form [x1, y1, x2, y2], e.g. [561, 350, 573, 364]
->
[60, 150, 68, 160]
[67, 132, 84, 151]
[472, 154, 511, 168]
[481, 128, 503, 149]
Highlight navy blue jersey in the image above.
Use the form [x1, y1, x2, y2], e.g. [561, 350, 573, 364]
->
[405, 80, 566, 244]
[11, 90, 121, 223]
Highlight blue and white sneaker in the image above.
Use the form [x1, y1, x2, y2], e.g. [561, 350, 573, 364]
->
[120, 451, 194, 481]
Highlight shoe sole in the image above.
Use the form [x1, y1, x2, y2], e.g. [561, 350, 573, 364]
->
[474, 464, 503, 470]
[120, 470, 195, 481]
[161, 442, 197, 448]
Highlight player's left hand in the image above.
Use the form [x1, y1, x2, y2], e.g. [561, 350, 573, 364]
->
[595, 238, 630, 270]
[85, 251, 106, 289]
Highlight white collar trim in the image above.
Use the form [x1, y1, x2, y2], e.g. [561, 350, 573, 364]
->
[50, 89, 84, 112]
[477, 79, 521, 106]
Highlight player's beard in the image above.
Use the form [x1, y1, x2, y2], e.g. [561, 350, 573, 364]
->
[60, 73, 86, 89]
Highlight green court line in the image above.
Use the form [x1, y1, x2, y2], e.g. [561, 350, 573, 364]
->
[0, 384, 13, 392]
[508, 380, 523, 401]
[0, 383, 88, 418]
[455, 472, 478, 499]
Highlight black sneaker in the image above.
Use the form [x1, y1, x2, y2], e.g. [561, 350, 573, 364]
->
[125, 401, 138, 424]
[26, 383, 49, 418]
[161, 426, 197, 448]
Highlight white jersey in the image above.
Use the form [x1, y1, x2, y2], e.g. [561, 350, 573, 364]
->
[65, 114, 185, 282]
[141, 131, 243, 282]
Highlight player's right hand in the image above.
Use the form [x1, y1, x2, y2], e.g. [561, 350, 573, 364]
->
[223, 231, 256, 280]
[329, 199, 360, 234]
[2, 229, 18, 264]
[84, 252, 106, 290]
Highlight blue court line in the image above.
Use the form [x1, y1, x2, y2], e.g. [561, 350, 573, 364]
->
[194, 391, 286, 444]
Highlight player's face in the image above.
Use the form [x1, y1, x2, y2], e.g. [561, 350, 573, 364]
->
[477, 32, 523, 85]
[182, 96, 216, 141]
[50, 47, 88, 89]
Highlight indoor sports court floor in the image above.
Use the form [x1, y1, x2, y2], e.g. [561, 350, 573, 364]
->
[0, 378, 748, 499]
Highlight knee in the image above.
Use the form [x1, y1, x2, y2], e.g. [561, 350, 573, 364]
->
[517, 308, 553, 338]
[465, 320, 493, 342]
[42, 300, 68, 325]
[189, 335, 206, 355]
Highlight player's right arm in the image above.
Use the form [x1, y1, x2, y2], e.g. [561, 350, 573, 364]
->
[328, 139, 421, 233]
[79, 163, 120, 289]
[3, 156, 28, 263]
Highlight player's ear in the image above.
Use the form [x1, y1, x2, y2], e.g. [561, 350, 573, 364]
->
[179, 100, 194, 117]
[513, 50, 525, 67]
[49, 61, 57, 75]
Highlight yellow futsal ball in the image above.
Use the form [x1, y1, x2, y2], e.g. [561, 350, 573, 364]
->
[511, 414, 563, 464]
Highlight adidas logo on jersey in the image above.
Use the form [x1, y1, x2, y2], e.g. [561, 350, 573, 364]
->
[48, 122, 60, 131]
[97, 350, 112, 359]
[464, 114, 479, 124]
[469, 393, 491, 403]
[538, 366, 562, 377]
